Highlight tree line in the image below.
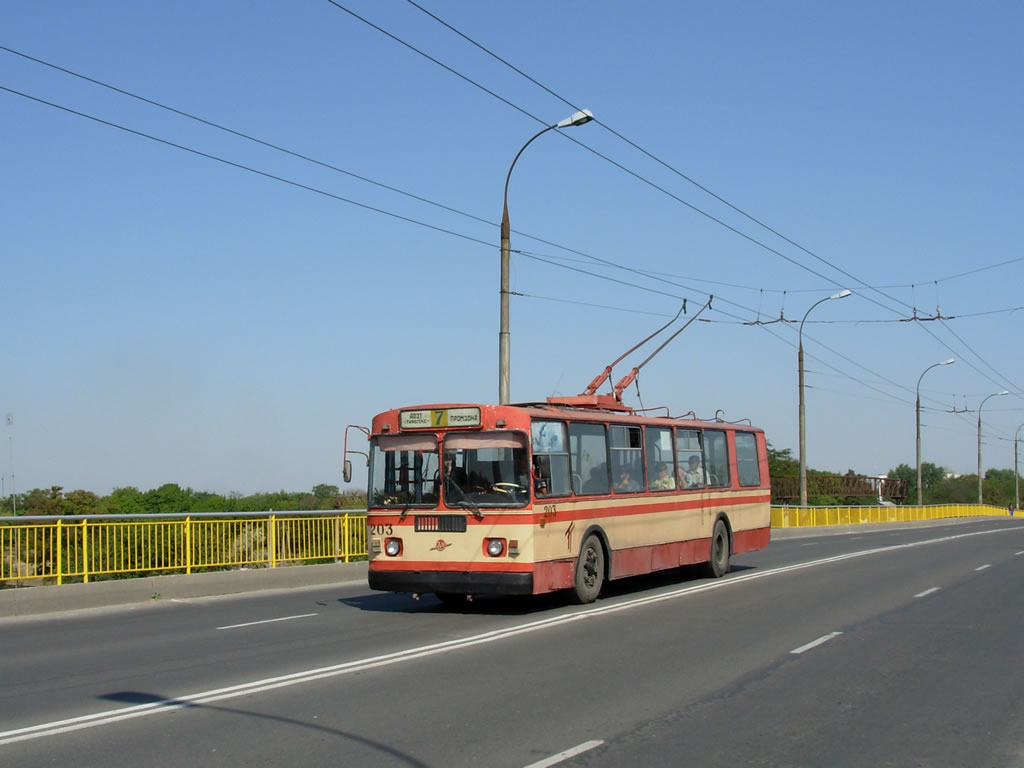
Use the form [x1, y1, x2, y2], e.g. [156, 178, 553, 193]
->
[886, 463, 1018, 507]
[0, 483, 368, 517]
[768, 444, 1019, 507]
[2, 446, 1019, 516]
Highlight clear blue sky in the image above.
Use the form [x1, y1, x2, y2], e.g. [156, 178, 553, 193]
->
[3, 1, 1022, 496]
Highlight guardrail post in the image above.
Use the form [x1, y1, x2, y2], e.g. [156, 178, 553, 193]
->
[56, 518, 63, 585]
[82, 518, 89, 584]
[185, 517, 192, 575]
[270, 514, 277, 568]
[343, 513, 350, 563]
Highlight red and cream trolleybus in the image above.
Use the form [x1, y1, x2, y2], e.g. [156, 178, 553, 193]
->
[361, 393, 770, 603]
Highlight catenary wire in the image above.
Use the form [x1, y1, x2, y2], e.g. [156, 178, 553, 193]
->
[0, 82, 947, 417]
[391, 0, 1021, 402]
[7, 42, 1015, 333]
[0, 82, 993, 418]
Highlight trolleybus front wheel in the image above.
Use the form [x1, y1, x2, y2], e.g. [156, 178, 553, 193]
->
[571, 534, 605, 604]
[704, 518, 731, 578]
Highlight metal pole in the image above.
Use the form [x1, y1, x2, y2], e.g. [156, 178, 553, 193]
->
[915, 388, 922, 506]
[1015, 424, 1024, 513]
[498, 111, 593, 405]
[798, 339, 807, 506]
[798, 290, 849, 506]
[6, 413, 13, 515]
[916, 359, 954, 505]
[978, 407, 983, 505]
[499, 125, 555, 405]
[978, 391, 1008, 505]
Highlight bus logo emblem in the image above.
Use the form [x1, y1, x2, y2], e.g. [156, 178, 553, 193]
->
[430, 540, 452, 552]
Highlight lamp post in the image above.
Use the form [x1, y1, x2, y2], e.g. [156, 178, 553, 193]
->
[798, 289, 851, 506]
[499, 109, 594, 405]
[977, 390, 1009, 504]
[1015, 423, 1024, 514]
[915, 359, 955, 505]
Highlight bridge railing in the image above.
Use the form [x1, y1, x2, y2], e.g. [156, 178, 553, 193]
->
[0, 511, 368, 585]
[770, 503, 1014, 529]
[3, 504, 1017, 586]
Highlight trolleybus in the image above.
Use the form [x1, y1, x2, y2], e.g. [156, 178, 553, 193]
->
[356, 392, 770, 603]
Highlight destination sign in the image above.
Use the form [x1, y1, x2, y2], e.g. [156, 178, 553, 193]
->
[400, 407, 481, 429]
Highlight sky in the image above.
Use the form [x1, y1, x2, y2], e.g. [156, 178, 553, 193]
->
[2, 1, 1022, 497]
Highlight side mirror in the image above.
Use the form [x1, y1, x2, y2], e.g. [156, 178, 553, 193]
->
[343, 460, 353, 484]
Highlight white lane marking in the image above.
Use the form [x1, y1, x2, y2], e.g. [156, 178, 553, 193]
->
[217, 613, 318, 630]
[0, 525, 1016, 747]
[1016, 551, 1024, 556]
[915, 587, 941, 598]
[791, 631, 843, 655]
[523, 740, 604, 768]
[976, 564, 991, 571]
[800, 543, 818, 547]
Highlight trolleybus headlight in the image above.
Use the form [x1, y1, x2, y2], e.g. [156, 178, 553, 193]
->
[485, 538, 505, 557]
[384, 538, 403, 557]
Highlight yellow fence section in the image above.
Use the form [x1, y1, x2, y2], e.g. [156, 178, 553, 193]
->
[0, 513, 368, 585]
[770, 503, 1015, 529]
[3, 506, 1016, 584]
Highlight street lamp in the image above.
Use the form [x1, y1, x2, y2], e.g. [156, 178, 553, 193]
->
[798, 289, 852, 506]
[1015, 423, 1024, 514]
[915, 358, 955, 505]
[978, 390, 1009, 504]
[499, 109, 594, 404]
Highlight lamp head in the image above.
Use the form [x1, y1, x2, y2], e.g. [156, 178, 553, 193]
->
[557, 109, 594, 128]
[831, 289, 852, 300]
[942, 358, 955, 365]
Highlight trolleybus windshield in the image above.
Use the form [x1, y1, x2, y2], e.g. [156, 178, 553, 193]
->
[369, 431, 530, 509]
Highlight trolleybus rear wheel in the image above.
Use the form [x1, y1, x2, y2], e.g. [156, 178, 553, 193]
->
[571, 534, 605, 604]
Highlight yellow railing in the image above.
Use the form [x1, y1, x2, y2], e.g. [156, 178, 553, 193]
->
[770, 503, 1015, 529]
[3, 505, 1016, 584]
[0, 513, 368, 585]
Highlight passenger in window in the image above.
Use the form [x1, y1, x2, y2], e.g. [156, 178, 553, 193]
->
[615, 468, 640, 492]
[585, 463, 609, 494]
[651, 463, 674, 490]
[683, 455, 705, 489]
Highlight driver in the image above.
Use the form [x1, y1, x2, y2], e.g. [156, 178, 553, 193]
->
[444, 453, 469, 499]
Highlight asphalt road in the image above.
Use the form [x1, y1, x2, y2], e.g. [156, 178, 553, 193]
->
[2, 518, 1023, 767]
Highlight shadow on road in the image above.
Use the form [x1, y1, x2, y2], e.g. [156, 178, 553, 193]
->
[340, 562, 758, 615]
[100, 691, 430, 767]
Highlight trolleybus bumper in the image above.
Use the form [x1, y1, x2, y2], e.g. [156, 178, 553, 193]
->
[368, 569, 533, 595]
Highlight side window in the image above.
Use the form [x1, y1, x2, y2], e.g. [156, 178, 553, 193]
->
[645, 426, 676, 491]
[609, 425, 643, 493]
[676, 429, 705, 490]
[531, 420, 571, 497]
[736, 432, 761, 487]
[704, 430, 730, 488]
[569, 423, 609, 495]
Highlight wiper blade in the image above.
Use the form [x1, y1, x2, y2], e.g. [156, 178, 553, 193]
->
[456, 501, 484, 521]
[398, 505, 411, 521]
